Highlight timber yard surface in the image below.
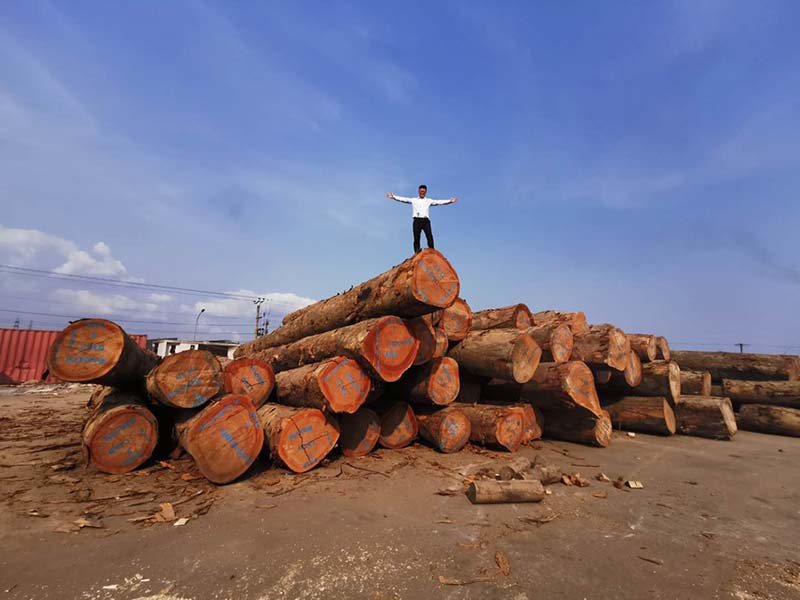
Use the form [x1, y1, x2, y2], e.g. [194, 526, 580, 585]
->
[1, 385, 798, 600]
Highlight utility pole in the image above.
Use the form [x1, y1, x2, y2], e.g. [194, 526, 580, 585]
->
[194, 308, 205, 342]
[28, 320, 33, 330]
[254, 297, 265, 338]
[13, 316, 20, 329]
[735, 343, 746, 354]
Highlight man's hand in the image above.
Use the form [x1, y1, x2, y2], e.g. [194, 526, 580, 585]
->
[451, 197, 458, 203]
[386, 192, 395, 199]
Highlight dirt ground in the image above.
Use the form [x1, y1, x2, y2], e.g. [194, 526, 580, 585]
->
[1, 385, 799, 600]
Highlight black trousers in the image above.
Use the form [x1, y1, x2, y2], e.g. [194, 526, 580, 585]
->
[412, 217, 434, 253]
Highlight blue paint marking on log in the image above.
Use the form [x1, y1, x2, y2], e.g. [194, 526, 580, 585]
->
[438, 283, 457, 304]
[441, 364, 453, 382]
[191, 392, 208, 407]
[384, 350, 398, 359]
[239, 375, 254, 392]
[249, 365, 265, 385]
[107, 440, 126, 455]
[220, 428, 252, 463]
[322, 359, 349, 383]
[120, 450, 143, 467]
[389, 339, 415, 347]
[288, 425, 313, 441]
[336, 379, 348, 396]
[345, 372, 362, 395]
[198, 404, 233, 431]
[101, 417, 137, 442]
[420, 261, 440, 283]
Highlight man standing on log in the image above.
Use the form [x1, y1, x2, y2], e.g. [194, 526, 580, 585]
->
[386, 185, 457, 254]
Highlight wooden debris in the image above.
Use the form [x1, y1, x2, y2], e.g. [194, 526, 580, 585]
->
[466, 479, 545, 504]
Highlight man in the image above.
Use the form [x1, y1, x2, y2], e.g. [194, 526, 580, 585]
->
[386, 185, 458, 254]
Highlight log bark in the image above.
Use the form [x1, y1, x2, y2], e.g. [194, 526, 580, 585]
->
[337, 407, 381, 456]
[525, 324, 573, 363]
[721, 379, 800, 409]
[417, 407, 472, 453]
[625, 350, 643, 387]
[603, 396, 676, 435]
[440, 297, 472, 341]
[242, 317, 419, 383]
[146, 349, 223, 409]
[598, 361, 682, 404]
[222, 357, 275, 408]
[628, 334, 658, 362]
[471, 304, 532, 331]
[532, 310, 589, 334]
[376, 401, 419, 449]
[176, 394, 263, 483]
[466, 480, 545, 504]
[482, 361, 602, 418]
[236, 249, 459, 354]
[257, 403, 340, 472]
[542, 409, 613, 447]
[48, 318, 159, 387]
[571, 324, 630, 371]
[670, 351, 800, 383]
[657, 337, 671, 361]
[674, 396, 737, 440]
[457, 404, 526, 452]
[82, 388, 158, 474]
[447, 329, 541, 384]
[680, 370, 711, 397]
[407, 317, 438, 366]
[736, 404, 800, 437]
[274, 357, 371, 413]
[393, 357, 460, 406]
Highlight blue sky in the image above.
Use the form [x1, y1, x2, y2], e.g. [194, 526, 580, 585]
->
[1, 1, 800, 351]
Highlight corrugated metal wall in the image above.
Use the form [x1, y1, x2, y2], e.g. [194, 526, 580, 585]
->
[0, 328, 148, 384]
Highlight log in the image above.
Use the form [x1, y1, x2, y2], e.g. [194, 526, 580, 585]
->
[466, 480, 545, 504]
[407, 317, 438, 366]
[674, 396, 737, 440]
[222, 357, 275, 408]
[82, 388, 158, 474]
[457, 404, 525, 452]
[422, 309, 444, 327]
[440, 297, 472, 341]
[483, 361, 602, 418]
[542, 409, 613, 447]
[736, 404, 800, 437]
[48, 318, 159, 386]
[471, 304, 532, 331]
[455, 371, 483, 404]
[236, 249, 459, 355]
[532, 310, 589, 334]
[525, 324, 573, 363]
[376, 401, 419, 449]
[337, 407, 381, 456]
[680, 370, 711, 397]
[593, 368, 613, 385]
[628, 334, 658, 362]
[393, 357, 460, 406]
[710, 384, 723, 397]
[243, 316, 419, 383]
[274, 357, 371, 413]
[146, 349, 223, 409]
[625, 350, 643, 387]
[519, 403, 543, 443]
[657, 337, 671, 361]
[603, 396, 676, 435]
[432, 326, 449, 358]
[176, 394, 263, 483]
[447, 329, 541, 384]
[670, 351, 800, 383]
[598, 361, 682, 405]
[721, 379, 800, 409]
[257, 403, 340, 472]
[417, 407, 472, 453]
[571, 324, 630, 371]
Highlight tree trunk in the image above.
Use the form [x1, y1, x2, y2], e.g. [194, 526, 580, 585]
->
[525, 324, 573, 363]
[256, 403, 340, 472]
[407, 317, 438, 365]
[447, 329, 541, 383]
[532, 310, 589, 334]
[242, 316, 419, 383]
[466, 480, 545, 504]
[519, 403, 543, 443]
[571, 324, 630, 371]
[597, 361, 682, 405]
[721, 379, 800, 408]
[542, 409, 613, 447]
[680, 370, 711, 397]
[417, 407, 472, 453]
[457, 404, 526, 452]
[471, 304, 532, 331]
[376, 401, 419, 449]
[337, 407, 381, 457]
[274, 357, 371, 414]
[82, 388, 158, 474]
[392, 357, 460, 406]
[628, 334, 658, 362]
[236, 249, 459, 355]
[670, 351, 800, 383]
[222, 357, 275, 409]
[657, 337, 671, 361]
[736, 404, 800, 437]
[176, 394, 263, 483]
[432, 326, 448, 359]
[48, 318, 159, 387]
[625, 350, 643, 387]
[146, 349, 223, 409]
[440, 297, 472, 341]
[603, 396, 676, 435]
[674, 396, 737, 440]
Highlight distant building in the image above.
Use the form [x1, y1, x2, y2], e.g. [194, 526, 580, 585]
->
[148, 338, 239, 360]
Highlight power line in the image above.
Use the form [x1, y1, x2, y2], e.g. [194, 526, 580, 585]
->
[0, 308, 252, 326]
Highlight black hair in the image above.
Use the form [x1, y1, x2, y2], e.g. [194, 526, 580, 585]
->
[418, 184, 427, 190]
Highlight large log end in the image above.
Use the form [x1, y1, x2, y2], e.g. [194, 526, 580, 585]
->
[83, 404, 158, 474]
[270, 407, 340, 472]
[511, 335, 542, 384]
[378, 401, 419, 449]
[338, 407, 381, 456]
[48, 319, 130, 383]
[147, 349, 223, 409]
[223, 357, 275, 408]
[363, 316, 420, 382]
[441, 297, 473, 342]
[419, 407, 471, 453]
[411, 249, 460, 308]
[318, 357, 372, 413]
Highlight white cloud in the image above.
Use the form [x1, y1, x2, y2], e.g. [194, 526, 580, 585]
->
[183, 290, 316, 319]
[50, 288, 160, 316]
[148, 293, 173, 303]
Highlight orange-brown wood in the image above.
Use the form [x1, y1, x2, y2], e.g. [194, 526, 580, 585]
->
[675, 396, 737, 440]
[525, 324, 573, 363]
[657, 337, 671, 361]
[394, 357, 460, 406]
[432, 326, 448, 358]
[672, 351, 800, 383]
[471, 304, 532, 331]
[598, 361, 682, 405]
[407, 317, 438, 366]
[222, 357, 275, 408]
[146, 350, 223, 409]
[338, 407, 381, 457]
[736, 404, 800, 437]
[532, 310, 589, 334]
[593, 368, 613, 385]
[572, 324, 630, 371]
[257, 403, 340, 472]
[628, 334, 658, 362]
[448, 329, 541, 384]
[440, 297, 473, 341]
[625, 350, 643, 387]
[422, 309, 444, 327]
[604, 396, 676, 435]
[542, 409, 612, 447]
[274, 357, 371, 413]
[417, 407, 471, 453]
[458, 404, 525, 452]
[518, 403, 543, 443]
[680, 370, 711, 397]
[377, 401, 419, 449]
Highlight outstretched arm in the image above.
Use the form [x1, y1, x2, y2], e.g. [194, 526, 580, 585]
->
[430, 197, 458, 206]
[386, 192, 412, 204]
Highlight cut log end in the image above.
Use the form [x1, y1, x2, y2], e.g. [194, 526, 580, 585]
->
[271, 407, 340, 472]
[550, 324, 573, 363]
[432, 327, 448, 358]
[625, 350, 643, 387]
[411, 249, 460, 308]
[83, 405, 158, 474]
[628, 334, 658, 362]
[564, 361, 602, 416]
[519, 404, 543, 443]
[667, 361, 682, 403]
[378, 401, 419, 449]
[222, 358, 275, 408]
[363, 316, 420, 382]
[657, 336, 671, 361]
[338, 408, 381, 457]
[441, 297, 473, 342]
[425, 357, 461, 405]
[318, 357, 372, 413]
[147, 350, 223, 409]
[511, 335, 542, 384]
[408, 317, 437, 365]
[608, 328, 630, 371]
[418, 408, 471, 453]
[495, 408, 526, 452]
[48, 319, 127, 383]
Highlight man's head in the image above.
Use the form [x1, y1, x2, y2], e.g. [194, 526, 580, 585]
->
[418, 184, 427, 198]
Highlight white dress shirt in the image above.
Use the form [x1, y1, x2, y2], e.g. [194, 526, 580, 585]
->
[392, 195, 455, 219]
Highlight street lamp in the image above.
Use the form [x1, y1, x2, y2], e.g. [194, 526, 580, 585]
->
[194, 308, 205, 341]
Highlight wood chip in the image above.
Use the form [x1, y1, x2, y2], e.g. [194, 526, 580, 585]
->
[518, 513, 558, 526]
[626, 480, 644, 489]
[158, 502, 175, 522]
[495, 550, 511, 576]
[437, 575, 494, 586]
[435, 519, 454, 524]
[638, 555, 663, 566]
[596, 473, 611, 482]
[457, 542, 483, 549]
[591, 491, 608, 499]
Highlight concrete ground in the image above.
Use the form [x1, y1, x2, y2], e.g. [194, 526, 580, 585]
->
[1, 385, 799, 600]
